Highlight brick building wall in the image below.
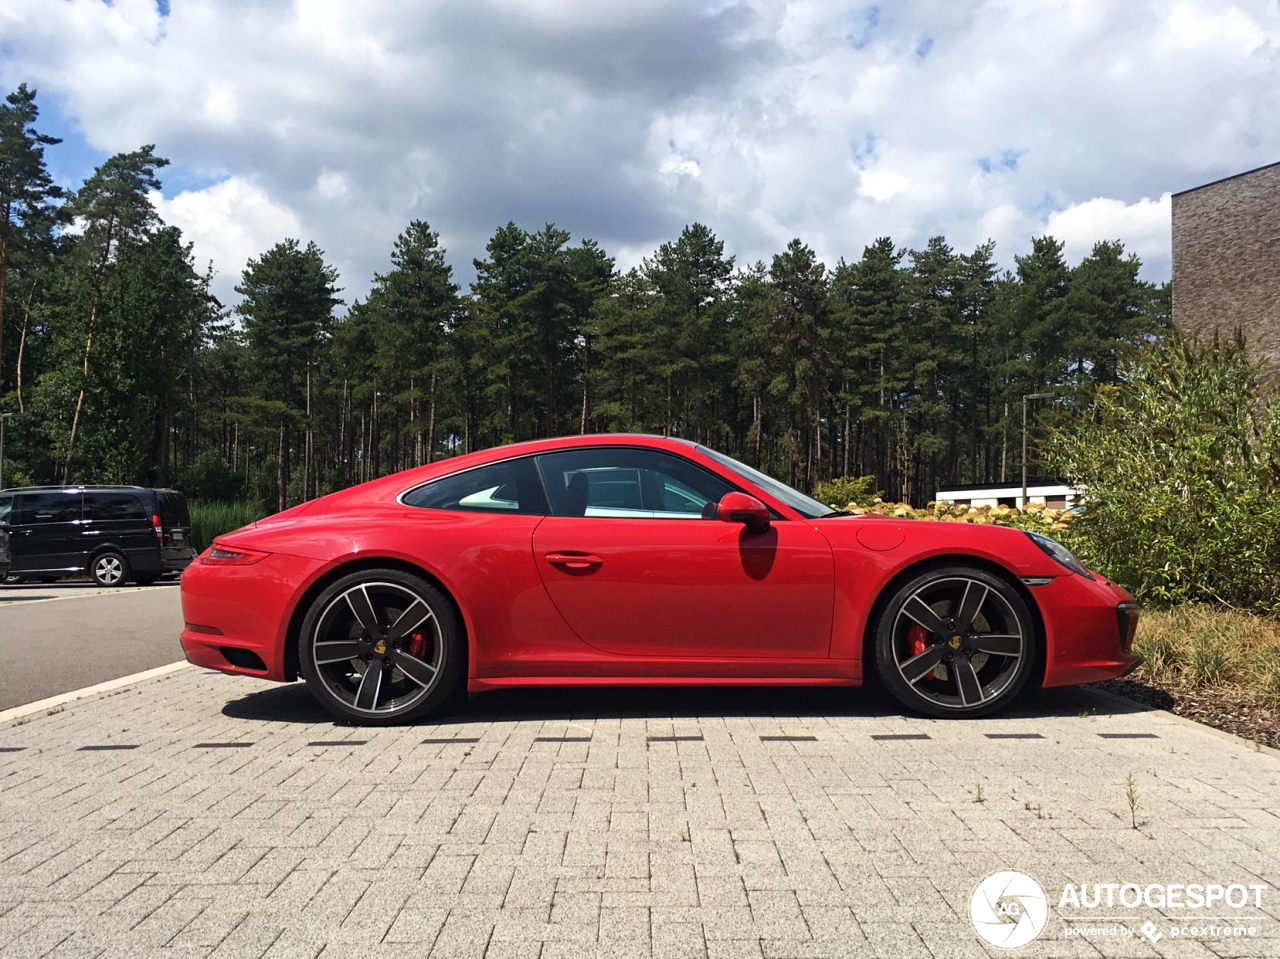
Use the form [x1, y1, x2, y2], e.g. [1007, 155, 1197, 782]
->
[1172, 161, 1280, 379]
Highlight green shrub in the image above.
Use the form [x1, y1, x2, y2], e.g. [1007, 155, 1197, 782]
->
[1049, 336, 1280, 614]
[812, 475, 880, 509]
[175, 450, 247, 501]
[189, 500, 267, 550]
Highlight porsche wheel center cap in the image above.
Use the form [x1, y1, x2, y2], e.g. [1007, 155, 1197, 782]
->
[373, 640, 387, 655]
[948, 635, 962, 649]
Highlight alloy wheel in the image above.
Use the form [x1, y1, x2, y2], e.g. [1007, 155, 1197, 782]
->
[890, 576, 1025, 710]
[94, 555, 124, 586]
[309, 581, 444, 716]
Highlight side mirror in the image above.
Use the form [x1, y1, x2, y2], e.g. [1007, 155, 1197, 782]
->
[716, 491, 771, 534]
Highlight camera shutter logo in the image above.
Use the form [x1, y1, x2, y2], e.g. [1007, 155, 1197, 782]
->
[970, 870, 1049, 948]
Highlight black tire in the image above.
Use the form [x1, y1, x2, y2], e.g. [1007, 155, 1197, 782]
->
[90, 551, 130, 588]
[133, 574, 160, 586]
[874, 565, 1036, 718]
[299, 568, 464, 726]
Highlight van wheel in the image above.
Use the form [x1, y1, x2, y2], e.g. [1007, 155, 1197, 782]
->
[133, 574, 160, 586]
[91, 552, 130, 587]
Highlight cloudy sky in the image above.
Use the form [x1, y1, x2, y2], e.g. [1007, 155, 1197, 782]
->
[2, 0, 1278, 305]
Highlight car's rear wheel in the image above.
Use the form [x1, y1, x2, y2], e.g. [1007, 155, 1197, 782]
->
[91, 552, 129, 588]
[299, 568, 464, 726]
[874, 566, 1035, 718]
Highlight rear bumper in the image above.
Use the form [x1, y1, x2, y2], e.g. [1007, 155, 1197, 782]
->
[162, 546, 197, 573]
[179, 550, 324, 682]
[1034, 572, 1142, 687]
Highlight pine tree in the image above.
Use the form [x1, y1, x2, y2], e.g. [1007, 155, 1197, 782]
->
[0, 84, 61, 407]
[768, 239, 828, 487]
[236, 239, 341, 509]
[60, 146, 169, 479]
[365, 220, 460, 466]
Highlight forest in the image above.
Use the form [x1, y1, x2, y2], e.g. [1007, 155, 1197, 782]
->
[0, 85, 1171, 510]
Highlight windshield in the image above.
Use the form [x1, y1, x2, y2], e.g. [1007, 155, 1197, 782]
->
[695, 445, 832, 519]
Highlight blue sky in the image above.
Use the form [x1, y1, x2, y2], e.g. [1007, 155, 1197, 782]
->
[3, 0, 1277, 305]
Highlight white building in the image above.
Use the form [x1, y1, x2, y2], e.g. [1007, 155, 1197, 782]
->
[934, 479, 1080, 510]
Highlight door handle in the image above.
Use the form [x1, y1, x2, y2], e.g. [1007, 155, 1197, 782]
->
[544, 551, 604, 570]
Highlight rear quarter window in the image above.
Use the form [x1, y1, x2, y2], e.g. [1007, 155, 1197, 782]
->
[83, 492, 148, 521]
[402, 458, 548, 514]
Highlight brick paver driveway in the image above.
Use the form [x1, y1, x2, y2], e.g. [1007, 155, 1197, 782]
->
[1, 669, 1278, 959]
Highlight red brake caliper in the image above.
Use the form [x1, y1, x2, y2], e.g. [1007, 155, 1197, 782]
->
[408, 631, 427, 659]
[908, 623, 928, 658]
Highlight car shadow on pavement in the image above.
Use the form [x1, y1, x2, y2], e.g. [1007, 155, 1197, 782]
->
[220, 679, 1159, 727]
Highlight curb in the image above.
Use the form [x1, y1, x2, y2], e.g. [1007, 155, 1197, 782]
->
[0, 662, 191, 724]
[1079, 685, 1280, 760]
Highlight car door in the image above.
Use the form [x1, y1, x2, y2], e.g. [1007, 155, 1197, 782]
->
[10, 490, 82, 572]
[531, 446, 835, 659]
[82, 490, 154, 571]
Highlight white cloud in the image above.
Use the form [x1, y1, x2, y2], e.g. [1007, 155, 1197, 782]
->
[148, 177, 301, 303]
[1045, 193, 1174, 274]
[2, 0, 1277, 299]
[315, 171, 351, 201]
[660, 155, 702, 179]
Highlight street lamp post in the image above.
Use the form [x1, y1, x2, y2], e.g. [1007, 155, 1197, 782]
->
[1021, 393, 1054, 509]
[0, 412, 33, 492]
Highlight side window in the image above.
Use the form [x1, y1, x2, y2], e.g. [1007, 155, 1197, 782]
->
[0, 495, 11, 525]
[17, 491, 82, 524]
[536, 448, 734, 519]
[84, 492, 148, 521]
[402, 457, 548, 514]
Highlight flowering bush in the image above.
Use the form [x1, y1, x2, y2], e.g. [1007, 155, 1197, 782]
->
[833, 497, 1075, 538]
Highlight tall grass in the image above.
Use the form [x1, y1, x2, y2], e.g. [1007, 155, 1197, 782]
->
[189, 500, 268, 551]
[1134, 606, 1280, 702]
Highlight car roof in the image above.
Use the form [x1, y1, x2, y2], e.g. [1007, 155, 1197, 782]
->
[307, 432, 803, 516]
[482, 434, 696, 455]
[404, 434, 699, 475]
[0, 485, 150, 493]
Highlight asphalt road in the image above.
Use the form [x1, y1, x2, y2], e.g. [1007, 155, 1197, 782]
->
[0, 580, 184, 709]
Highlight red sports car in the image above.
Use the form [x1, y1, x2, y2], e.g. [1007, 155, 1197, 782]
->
[180, 434, 1140, 725]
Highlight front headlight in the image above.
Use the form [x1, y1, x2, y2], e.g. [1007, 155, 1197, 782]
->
[1024, 530, 1092, 578]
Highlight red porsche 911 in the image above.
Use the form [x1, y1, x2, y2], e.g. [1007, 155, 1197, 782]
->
[180, 434, 1140, 725]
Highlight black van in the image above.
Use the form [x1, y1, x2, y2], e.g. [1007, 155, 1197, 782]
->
[0, 486, 196, 586]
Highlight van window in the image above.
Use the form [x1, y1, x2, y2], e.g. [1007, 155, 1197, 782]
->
[156, 490, 191, 527]
[17, 490, 82, 524]
[0, 494, 12, 525]
[84, 491, 148, 521]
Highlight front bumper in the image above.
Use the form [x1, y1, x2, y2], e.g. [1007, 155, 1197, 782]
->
[179, 549, 324, 682]
[1032, 572, 1142, 687]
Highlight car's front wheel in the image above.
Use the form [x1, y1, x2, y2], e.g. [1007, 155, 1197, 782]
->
[874, 566, 1035, 718]
[299, 568, 464, 726]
